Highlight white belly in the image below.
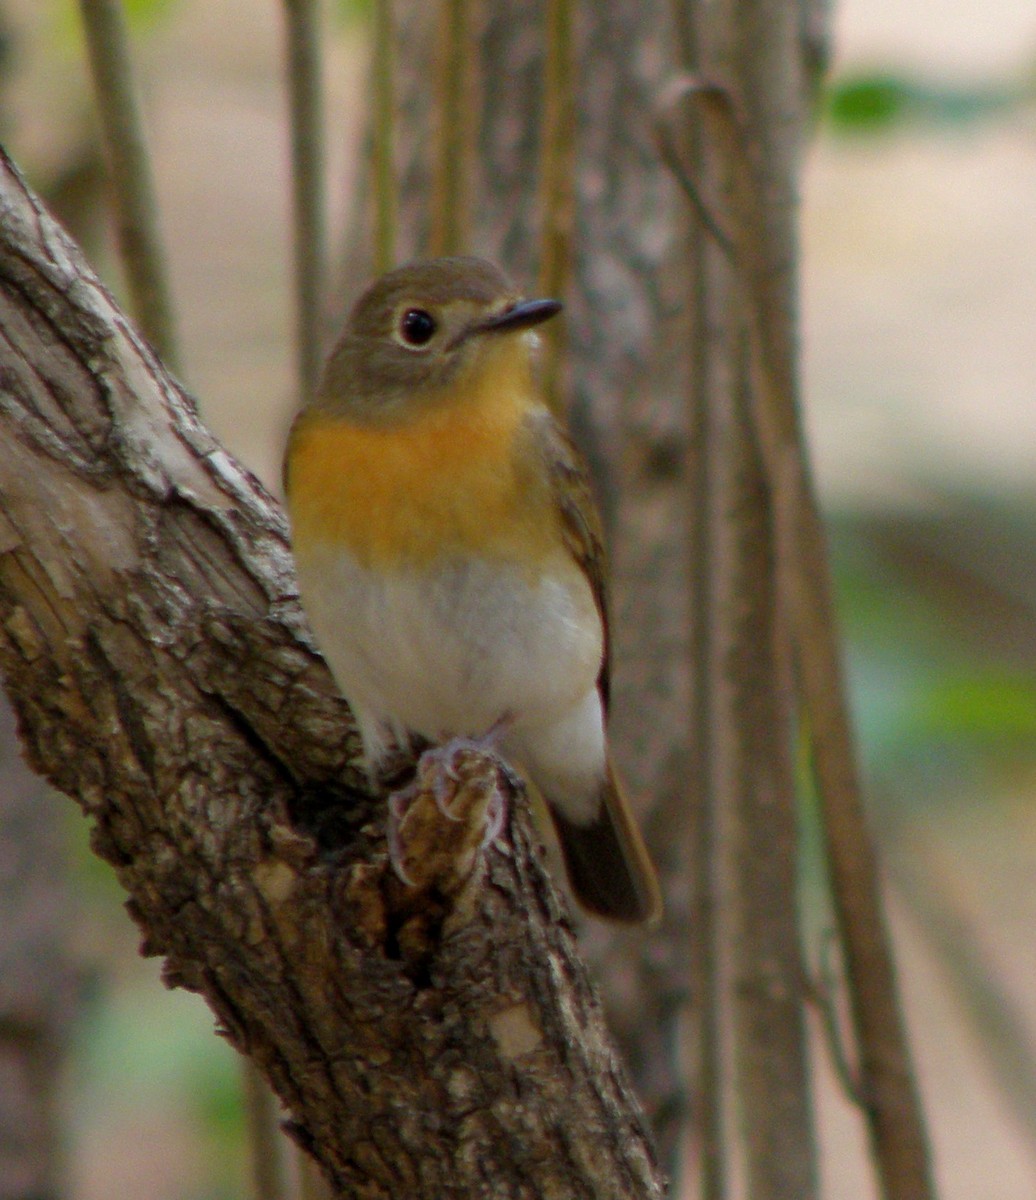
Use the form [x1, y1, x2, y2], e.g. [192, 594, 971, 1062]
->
[294, 541, 604, 774]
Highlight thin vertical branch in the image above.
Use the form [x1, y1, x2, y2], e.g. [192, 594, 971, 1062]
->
[282, 0, 328, 402]
[689, 155, 819, 1192]
[371, 0, 397, 273]
[667, 0, 825, 1191]
[536, 0, 576, 412]
[682, 0, 936, 1193]
[77, 0, 180, 373]
[429, 0, 476, 256]
[721, 40, 936, 1200]
[690, 374, 728, 1200]
[670, 10, 729, 1198]
[790, 486, 935, 1200]
[724, 362, 818, 1200]
[688, 273, 728, 1200]
[714, 65, 817, 1200]
[664, 83, 819, 1200]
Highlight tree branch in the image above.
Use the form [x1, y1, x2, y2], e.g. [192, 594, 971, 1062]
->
[535, 0, 576, 412]
[0, 148, 662, 1200]
[77, 0, 181, 373]
[281, 0, 329, 402]
[371, 0, 397, 272]
[429, 0, 476, 257]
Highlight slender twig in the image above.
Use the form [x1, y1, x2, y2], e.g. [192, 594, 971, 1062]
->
[690, 330, 728, 1200]
[654, 79, 735, 259]
[805, 927, 865, 1108]
[665, 22, 820, 1200]
[281, 0, 328, 402]
[670, 58, 935, 1200]
[689, 360, 728, 1200]
[371, 0, 397, 273]
[669, 18, 729, 1200]
[746, 168, 936, 1200]
[719, 344, 819, 1200]
[430, 0, 476, 256]
[77, 0, 180, 373]
[536, 0, 575, 412]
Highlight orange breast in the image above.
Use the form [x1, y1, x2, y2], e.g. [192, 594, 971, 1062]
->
[286, 358, 558, 572]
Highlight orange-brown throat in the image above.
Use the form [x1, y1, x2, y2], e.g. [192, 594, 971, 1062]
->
[286, 338, 557, 572]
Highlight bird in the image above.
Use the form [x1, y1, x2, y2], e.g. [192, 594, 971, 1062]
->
[283, 255, 661, 924]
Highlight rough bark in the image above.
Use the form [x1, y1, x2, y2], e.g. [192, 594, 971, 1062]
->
[0, 149, 663, 1200]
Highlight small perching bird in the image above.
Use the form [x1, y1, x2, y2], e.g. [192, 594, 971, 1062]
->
[283, 256, 661, 924]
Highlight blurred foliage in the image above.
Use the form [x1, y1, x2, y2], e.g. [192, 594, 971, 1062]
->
[910, 673, 1036, 745]
[65, 807, 244, 1199]
[829, 500, 1036, 788]
[823, 68, 1029, 133]
[47, 0, 179, 56]
[65, 806, 133, 907]
[333, 0, 375, 25]
[76, 975, 241, 1136]
[798, 495, 1036, 985]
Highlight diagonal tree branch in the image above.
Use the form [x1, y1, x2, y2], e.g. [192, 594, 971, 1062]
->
[0, 148, 662, 1200]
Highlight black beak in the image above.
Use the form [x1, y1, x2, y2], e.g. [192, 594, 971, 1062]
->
[476, 297, 563, 334]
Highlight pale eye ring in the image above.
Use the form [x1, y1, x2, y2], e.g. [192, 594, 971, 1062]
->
[397, 307, 437, 348]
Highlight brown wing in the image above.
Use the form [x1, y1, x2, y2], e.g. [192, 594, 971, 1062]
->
[529, 412, 663, 925]
[531, 410, 612, 712]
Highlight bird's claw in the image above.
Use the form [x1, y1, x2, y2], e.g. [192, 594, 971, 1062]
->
[386, 720, 515, 885]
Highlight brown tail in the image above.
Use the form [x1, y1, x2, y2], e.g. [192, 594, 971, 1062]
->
[549, 758, 662, 924]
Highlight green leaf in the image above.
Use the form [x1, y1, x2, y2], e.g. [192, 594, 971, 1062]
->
[826, 74, 917, 131]
[824, 70, 1017, 134]
[917, 674, 1036, 743]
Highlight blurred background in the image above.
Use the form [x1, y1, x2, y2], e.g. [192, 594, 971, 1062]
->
[1, 0, 1035, 1197]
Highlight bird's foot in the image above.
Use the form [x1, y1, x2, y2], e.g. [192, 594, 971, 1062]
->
[386, 716, 514, 885]
[421, 717, 512, 816]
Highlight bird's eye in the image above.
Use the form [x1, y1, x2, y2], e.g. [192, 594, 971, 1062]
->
[398, 308, 437, 347]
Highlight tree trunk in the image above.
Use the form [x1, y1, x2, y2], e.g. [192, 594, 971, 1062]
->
[0, 148, 663, 1200]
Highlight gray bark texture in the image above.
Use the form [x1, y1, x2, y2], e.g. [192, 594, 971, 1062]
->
[0, 148, 664, 1200]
